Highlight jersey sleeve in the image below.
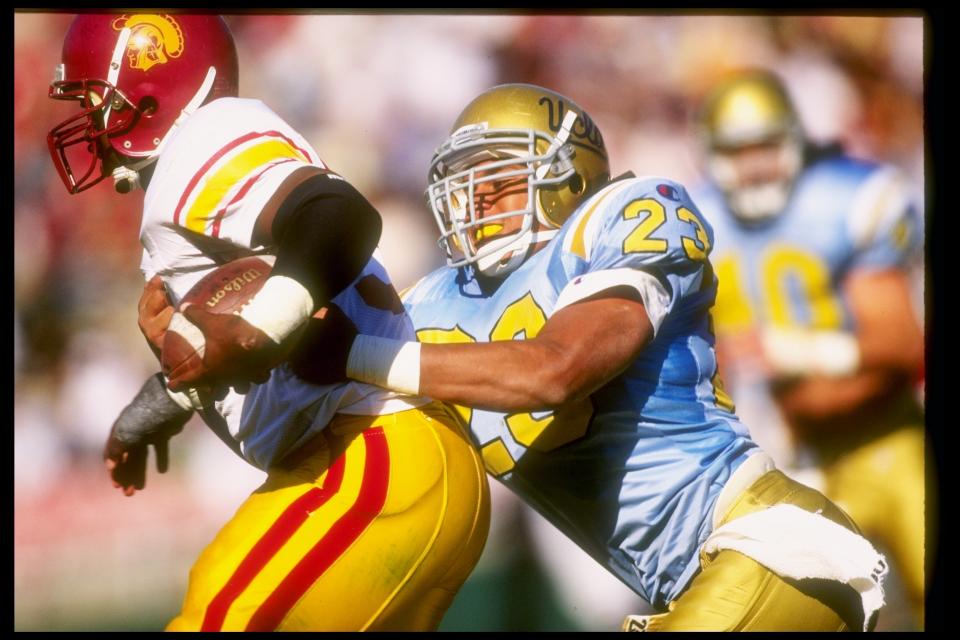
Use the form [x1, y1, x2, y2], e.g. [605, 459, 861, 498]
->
[557, 178, 714, 334]
[161, 99, 327, 251]
[845, 165, 922, 271]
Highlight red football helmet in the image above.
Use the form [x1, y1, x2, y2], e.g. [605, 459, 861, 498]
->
[48, 14, 239, 194]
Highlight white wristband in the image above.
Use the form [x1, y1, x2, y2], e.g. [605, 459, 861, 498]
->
[165, 381, 205, 411]
[238, 275, 314, 344]
[762, 328, 861, 378]
[346, 334, 422, 396]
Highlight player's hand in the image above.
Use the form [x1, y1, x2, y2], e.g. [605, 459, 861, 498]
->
[104, 374, 191, 496]
[138, 276, 175, 361]
[165, 305, 285, 392]
[288, 303, 359, 386]
[104, 435, 166, 497]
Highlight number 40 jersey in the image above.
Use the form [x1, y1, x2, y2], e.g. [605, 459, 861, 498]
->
[695, 153, 922, 337]
[403, 175, 759, 610]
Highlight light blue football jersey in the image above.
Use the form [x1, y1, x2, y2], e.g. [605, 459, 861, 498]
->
[404, 175, 759, 609]
[693, 153, 922, 334]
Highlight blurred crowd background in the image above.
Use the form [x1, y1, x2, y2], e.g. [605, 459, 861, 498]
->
[14, 11, 929, 632]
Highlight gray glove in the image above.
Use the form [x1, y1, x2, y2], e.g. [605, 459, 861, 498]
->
[104, 372, 194, 495]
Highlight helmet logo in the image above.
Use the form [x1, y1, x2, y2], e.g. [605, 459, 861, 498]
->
[112, 14, 185, 72]
[539, 97, 605, 154]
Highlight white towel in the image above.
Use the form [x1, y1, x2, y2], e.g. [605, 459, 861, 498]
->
[702, 504, 888, 631]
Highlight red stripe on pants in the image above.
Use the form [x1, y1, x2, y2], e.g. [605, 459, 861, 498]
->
[246, 427, 391, 631]
[199, 445, 348, 631]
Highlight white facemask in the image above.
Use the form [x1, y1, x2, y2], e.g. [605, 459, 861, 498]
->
[427, 111, 579, 278]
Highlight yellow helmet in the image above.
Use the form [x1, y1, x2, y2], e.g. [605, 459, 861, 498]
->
[426, 83, 610, 277]
[698, 70, 805, 222]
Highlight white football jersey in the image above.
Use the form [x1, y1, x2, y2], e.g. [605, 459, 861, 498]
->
[139, 97, 427, 470]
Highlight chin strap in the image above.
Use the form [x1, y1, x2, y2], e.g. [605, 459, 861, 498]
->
[112, 165, 143, 193]
[533, 109, 579, 229]
[534, 109, 578, 180]
[102, 27, 131, 126]
[161, 66, 217, 155]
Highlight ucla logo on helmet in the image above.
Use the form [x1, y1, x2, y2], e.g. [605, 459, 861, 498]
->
[538, 96, 605, 154]
[112, 14, 185, 72]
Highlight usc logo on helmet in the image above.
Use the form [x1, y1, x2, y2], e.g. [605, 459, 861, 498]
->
[112, 14, 185, 72]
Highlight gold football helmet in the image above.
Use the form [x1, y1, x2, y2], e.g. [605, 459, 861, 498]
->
[698, 70, 805, 223]
[426, 83, 610, 278]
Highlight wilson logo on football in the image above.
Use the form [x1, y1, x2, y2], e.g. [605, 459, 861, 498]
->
[205, 268, 265, 308]
[112, 14, 185, 72]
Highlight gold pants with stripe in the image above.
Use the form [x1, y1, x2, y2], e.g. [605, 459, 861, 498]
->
[632, 470, 867, 632]
[166, 402, 490, 631]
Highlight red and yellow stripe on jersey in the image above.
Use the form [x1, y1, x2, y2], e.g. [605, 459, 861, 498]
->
[167, 403, 490, 632]
[172, 130, 317, 238]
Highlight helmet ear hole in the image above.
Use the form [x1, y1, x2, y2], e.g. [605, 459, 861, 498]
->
[138, 96, 158, 116]
[569, 174, 584, 195]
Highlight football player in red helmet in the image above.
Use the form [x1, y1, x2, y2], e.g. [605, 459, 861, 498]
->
[48, 14, 239, 194]
[48, 14, 489, 631]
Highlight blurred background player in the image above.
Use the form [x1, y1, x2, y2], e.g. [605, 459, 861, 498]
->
[300, 82, 890, 631]
[690, 69, 927, 628]
[45, 13, 489, 631]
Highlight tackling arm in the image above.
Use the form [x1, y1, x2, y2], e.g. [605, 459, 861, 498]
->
[350, 287, 654, 412]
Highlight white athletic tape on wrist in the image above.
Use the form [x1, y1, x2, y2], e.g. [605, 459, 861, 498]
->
[168, 311, 206, 355]
[165, 383, 204, 411]
[761, 328, 861, 377]
[238, 275, 314, 344]
[346, 335, 421, 396]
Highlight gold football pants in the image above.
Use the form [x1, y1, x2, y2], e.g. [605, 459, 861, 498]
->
[807, 391, 927, 626]
[627, 470, 867, 631]
[166, 402, 490, 631]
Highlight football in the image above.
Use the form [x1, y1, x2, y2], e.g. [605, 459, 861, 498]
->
[161, 255, 276, 381]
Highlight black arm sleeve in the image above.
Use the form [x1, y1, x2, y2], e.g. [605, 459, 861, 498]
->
[270, 173, 382, 311]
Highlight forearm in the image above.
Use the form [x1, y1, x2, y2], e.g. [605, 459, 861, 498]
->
[772, 367, 909, 427]
[419, 340, 577, 411]
[113, 372, 194, 445]
[240, 172, 382, 346]
[346, 294, 652, 413]
[269, 173, 382, 310]
[844, 268, 924, 374]
[855, 325, 924, 375]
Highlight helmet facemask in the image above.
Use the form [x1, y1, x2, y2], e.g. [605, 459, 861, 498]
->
[48, 15, 237, 195]
[699, 71, 806, 224]
[426, 110, 578, 278]
[47, 72, 142, 193]
[706, 134, 803, 223]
